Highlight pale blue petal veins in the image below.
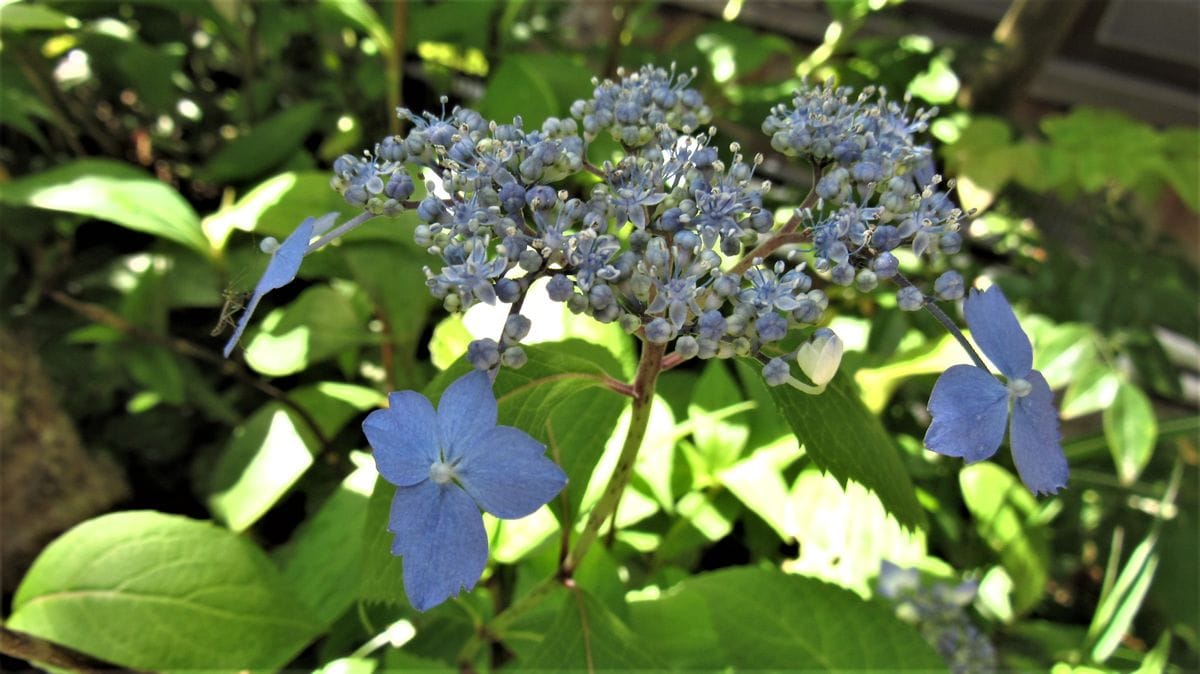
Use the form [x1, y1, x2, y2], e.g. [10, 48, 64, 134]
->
[457, 426, 568, 519]
[963, 286, 1033, 378]
[925, 365, 1009, 463]
[222, 216, 317, 357]
[437, 370, 498, 461]
[388, 480, 488, 612]
[364, 391, 440, 486]
[1009, 371, 1069, 495]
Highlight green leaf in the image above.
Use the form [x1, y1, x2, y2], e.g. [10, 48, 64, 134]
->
[628, 578, 724, 669]
[9, 511, 319, 671]
[1031, 321, 1096, 390]
[200, 102, 324, 184]
[202, 171, 360, 250]
[243, 284, 371, 376]
[717, 438, 801, 540]
[960, 463, 1050, 614]
[783, 468, 926, 596]
[478, 55, 594, 130]
[208, 403, 318, 532]
[520, 587, 662, 670]
[1088, 530, 1160, 662]
[357, 476, 409, 605]
[280, 458, 375, 627]
[0, 159, 208, 255]
[1133, 632, 1171, 674]
[318, 0, 391, 52]
[290, 381, 385, 439]
[1060, 362, 1120, 419]
[636, 567, 943, 670]
[316, 657, 377, 674]
[758, 366, 927, 531]
[687, 361, 750, 477]
[0, 2, 80, 31]
[1103, 382, 1157, 485]
[546, 389, 626, 526]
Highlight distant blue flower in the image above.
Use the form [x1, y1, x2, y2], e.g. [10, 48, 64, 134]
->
[924, 286, 1068, 495]
[223, 212, 337, 358]
[363, 370, 568, 611]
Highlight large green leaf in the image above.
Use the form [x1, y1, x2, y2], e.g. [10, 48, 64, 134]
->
[478, 55, 594, 129]
[200, 102, 324, 184]
[0, 2, 79, 31]
[545, 389, 627, 526]
[960, 463, 1050, 614]
[242, 284, 371, 376]
[280, 458, 376, 627]
[208, 403, 318, 532]
[9, 511, 319, 671]
[0, 159, 208, 255]
[632, 567, 943, 670]
[518, 587, 662, 670]
[757, 366, 926, 531]
[782, 468, 926, 596]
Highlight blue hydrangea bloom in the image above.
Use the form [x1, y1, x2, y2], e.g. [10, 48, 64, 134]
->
[222, 212, 337, 357]
[925, 286, 1068, 495]
[363, 370, 568, 611]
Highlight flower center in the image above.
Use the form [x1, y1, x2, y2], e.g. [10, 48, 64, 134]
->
[429, 460, 457, 485]
[1007, 377, 1032, 399]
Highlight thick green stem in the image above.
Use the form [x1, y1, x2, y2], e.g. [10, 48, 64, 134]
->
[563, 339, 665, 575]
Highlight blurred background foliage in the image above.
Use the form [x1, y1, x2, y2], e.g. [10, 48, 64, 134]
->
[0, 0, 1196, 671]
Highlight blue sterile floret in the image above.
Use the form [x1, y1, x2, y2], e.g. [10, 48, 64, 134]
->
[363, 370, 568, 611]
[223, 212, 338, 358]
[924, 286, 1069, 495]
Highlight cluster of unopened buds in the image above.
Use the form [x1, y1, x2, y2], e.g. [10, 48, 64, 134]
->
[221, 63, 1069, 610]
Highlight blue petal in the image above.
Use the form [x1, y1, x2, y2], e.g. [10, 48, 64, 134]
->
[963, 286, 1033, 378]
[456, 425, 568, 519]
[364, 391, 440, 487]
[1009, 371, 1069, 495]
[437, 370, 498, 461]
[388, 480, 488, 612]
[925, 364, 1009, 463]
[222, 216, 318, 357]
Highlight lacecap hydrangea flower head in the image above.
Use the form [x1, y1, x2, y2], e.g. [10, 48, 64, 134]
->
[924, 286, 1068, 495]
[363, 370, 567, 611]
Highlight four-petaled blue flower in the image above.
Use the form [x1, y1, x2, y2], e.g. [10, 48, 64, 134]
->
[924, 286, 1068, 495]
[363, 370, 568, 611]
[223, 212, 338, 357]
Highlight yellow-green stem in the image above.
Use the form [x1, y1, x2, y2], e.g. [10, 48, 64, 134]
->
[563, 339, 665, 574]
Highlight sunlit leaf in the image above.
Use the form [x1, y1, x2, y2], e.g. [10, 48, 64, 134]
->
[242, 285, 371, 376]
[960, 463, 1050, 614]
[9, 512, 319, 671]
[632, 567, 942, 670]
[759, 366, 927, 531]
[208, 403, 318, 532]
[0, 159, 208, 255]
[783, 468, 926, 596]
[1103, 382, 1157, 485]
